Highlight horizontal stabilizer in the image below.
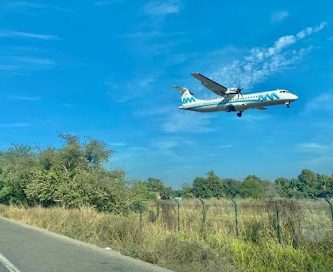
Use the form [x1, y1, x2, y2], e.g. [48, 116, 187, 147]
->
[173, 85, 189, 93]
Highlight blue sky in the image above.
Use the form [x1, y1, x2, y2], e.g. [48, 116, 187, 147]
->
[0, 1, 333, 187]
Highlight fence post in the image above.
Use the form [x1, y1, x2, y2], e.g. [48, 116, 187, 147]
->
[231, 198, 239, 237]
[139, 208, 143, 229]
[275, 201, 282, 244]
[139, 202, 144, 231]
[325, 198, 333, 226]
[199, 198, 207, 237]
[156, 200, 160, 222]
[175, 199, 180, 232]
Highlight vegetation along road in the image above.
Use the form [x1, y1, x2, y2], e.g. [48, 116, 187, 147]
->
[0, 217, 171, 272]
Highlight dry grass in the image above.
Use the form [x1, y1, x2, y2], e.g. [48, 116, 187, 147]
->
[0, 199, 332, 272]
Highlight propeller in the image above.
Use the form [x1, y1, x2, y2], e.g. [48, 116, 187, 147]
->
[236, 87, 244, 99]
[233, 79, 244, 99]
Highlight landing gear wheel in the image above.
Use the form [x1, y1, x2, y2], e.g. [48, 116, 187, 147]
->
[237, 112, 242, 117]
[285, 102, 291, 108]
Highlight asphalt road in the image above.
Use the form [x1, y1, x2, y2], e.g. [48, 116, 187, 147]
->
[0, 217, 172, 272]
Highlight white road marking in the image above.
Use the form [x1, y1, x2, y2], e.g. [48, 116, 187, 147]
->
[0, 253, 21, 272]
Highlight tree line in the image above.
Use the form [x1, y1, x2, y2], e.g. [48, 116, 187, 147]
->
[177, 170, 333, 201]
[0, 136, 332, 213]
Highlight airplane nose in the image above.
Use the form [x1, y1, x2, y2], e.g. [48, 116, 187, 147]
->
[293, 94, 298, 100]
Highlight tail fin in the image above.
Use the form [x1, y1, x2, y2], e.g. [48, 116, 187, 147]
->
[173, 85, 197, 105]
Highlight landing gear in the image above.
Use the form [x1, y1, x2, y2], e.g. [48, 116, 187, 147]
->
[237, 111, 242, 117]
[285, 102, 291, 108]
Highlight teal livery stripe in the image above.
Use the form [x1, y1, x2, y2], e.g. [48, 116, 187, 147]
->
[186, 92, 280, 110]
[188, 99, 260, 110]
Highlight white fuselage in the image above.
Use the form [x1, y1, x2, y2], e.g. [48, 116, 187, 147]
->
[178, 89, 298, 112]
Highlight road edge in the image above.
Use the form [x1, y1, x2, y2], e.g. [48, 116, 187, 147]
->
[0, 216, 172, 272]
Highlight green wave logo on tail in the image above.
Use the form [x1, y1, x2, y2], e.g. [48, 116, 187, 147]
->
[182, 97, 196, 104]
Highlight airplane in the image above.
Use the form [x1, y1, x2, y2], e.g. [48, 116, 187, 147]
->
[174, 73, 298, 117]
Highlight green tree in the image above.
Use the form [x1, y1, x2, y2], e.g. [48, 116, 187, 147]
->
[297, 169, 317, 198]
[263, 180, 278, 198]
[130, 180, 158, 201]
[84, 139, 111, 168]
[315, 174, 332, 199]
[144, 177, 175, 199]
[192, 171, 224, 198]
[145, 177, 165, 193]
[315, 174, 333, 223]
[275, 177, 290, 197]
[240, 175, 265, 199]
[0, 145, 37, 205]
[179, 183, 194, 198]
[223, 178, 241, 199]
[0, 135, 131, 213]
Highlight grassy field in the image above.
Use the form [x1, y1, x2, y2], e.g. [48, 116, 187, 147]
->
[0, 199, 332, 272]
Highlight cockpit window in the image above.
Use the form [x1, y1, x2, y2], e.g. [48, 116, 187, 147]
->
[279, 90, 289, 93]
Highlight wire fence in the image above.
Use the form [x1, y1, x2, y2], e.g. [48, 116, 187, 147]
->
[136, 198, 333, 247]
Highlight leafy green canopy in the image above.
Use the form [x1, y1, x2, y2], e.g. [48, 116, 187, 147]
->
[190, 171, 267, 199]
[275, 169, 333, 199]
[0, 135, 332, 209]
[182, 169, 332, 200]
[0, 135, 129, 212]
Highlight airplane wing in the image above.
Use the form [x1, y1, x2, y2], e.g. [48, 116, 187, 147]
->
[191, 72, 228, 96]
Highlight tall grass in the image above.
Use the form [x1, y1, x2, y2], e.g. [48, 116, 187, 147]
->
[0, 199, 332, 272]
